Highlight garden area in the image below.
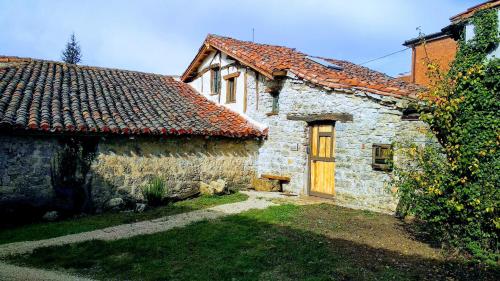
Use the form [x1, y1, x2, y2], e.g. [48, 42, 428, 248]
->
[3, 202, 498, 280]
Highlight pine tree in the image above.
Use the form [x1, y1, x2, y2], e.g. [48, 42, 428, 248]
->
[61, 33, 82, 64]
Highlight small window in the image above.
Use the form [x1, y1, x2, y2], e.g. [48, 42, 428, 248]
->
[372, 144, 392, 171]
[271, 93, 279, 113]
[266, 92, 279, 115]
[210, 67, 221, 95]
[226, 77, 237, 103]
[402, 108, 419, 120]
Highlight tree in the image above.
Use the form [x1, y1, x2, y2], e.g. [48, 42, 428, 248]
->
[61, 33, 82, 64]
[392, 9, 499, 264]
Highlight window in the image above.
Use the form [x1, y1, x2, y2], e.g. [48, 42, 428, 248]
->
[268, 92, 279, 115]
[210, 67, 221, 95]
[226, 77, 236, 103]
[402, 108, 419, 120]
[223, 72, 240, 103]
[306, 56, 343, 71]
[372, 144, 392, 171]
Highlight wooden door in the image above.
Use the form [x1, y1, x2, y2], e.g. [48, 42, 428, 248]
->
[309, 123, 335, 196]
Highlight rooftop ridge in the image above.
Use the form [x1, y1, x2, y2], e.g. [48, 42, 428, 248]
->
[0, 55, 176, 78]
[207, 34, 297, 51]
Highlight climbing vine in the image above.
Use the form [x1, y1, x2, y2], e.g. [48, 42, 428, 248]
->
[393, 9, 500, 264]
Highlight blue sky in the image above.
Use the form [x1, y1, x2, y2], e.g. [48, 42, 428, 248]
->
[0, 0, 483, 77]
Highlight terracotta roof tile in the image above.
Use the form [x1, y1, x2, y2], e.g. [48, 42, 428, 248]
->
[450, 0, 499, 23]
[0, 56, 265, 138]
[183, 35, 422, 98]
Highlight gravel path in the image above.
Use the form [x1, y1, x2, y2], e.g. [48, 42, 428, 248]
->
[0, 190, 289, 280]
[0, 262, 96, 281]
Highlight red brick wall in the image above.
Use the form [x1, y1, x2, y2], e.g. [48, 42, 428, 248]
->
[411, 36, 458, 86]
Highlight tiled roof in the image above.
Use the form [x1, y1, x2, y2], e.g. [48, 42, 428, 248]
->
[450, 0, 499, 23]
[182, 35, 422, 98]
[0, 56, 265, 138]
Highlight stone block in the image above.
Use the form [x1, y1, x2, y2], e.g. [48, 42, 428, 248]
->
[42, 210, 59, 221]
[199, 179, 227, 195]
[251, 178, 281, 192]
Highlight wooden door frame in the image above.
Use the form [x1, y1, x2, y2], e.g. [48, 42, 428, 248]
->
[307, 121, 336, 199]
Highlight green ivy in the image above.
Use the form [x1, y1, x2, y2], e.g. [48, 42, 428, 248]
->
[393, 8, 500, 264]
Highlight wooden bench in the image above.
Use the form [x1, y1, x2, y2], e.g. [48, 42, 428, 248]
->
[261, 174, 290, 182]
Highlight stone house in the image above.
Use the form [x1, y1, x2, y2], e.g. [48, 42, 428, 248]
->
[182, 35, 428, 212]
[1, 33, 430, 219]
[0, 56, 264, 221]
[403, 0, 499, 86]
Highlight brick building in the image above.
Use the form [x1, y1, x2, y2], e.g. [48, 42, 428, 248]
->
[403, 0, 499, 86]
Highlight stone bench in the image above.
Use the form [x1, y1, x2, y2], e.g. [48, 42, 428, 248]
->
[251, 174, 290, 192]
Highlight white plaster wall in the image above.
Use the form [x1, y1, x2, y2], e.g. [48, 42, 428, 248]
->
[189, 52, 247, 113]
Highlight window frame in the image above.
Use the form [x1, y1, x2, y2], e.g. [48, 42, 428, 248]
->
[226, 77, 237, 103]
[223, 72, 240, 104]
[270, 92, 279, 114]
[210, 67, 221, 96]
[372, 144, 393, 171]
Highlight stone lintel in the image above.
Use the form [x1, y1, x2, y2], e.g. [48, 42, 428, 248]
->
[286, 113, 353, 123]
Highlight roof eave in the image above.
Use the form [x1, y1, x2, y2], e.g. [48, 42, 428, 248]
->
[449, 0, 500, 23]
[403, 31, 452, 47]
[181, 42, 213, 82]
[181, 39, 277, 83]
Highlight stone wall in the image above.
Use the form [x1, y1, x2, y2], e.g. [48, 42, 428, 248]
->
[0, 135, 59, 219]
[243, 70, 429, 213]
[0, 134, 259, 219]
[90, 136, 258, 211]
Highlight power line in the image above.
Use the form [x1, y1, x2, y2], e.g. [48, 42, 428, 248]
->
[358, 47, 410, 66]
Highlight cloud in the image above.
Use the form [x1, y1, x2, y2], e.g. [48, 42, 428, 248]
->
[0, 0, 484, 76]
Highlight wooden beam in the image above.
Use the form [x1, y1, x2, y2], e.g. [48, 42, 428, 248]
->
[256, 72, 259, 111]
[286, 113, 353, 122]
[181, 46, 213, 82]
[243, 71, 248, 113]
[272, 70, 287, 77]
[223, 72, 240, 80]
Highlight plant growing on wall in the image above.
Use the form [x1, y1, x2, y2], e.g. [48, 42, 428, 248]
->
[393, 9, 499, 264]
[141, 177, 167, 207]
[50, 137, 97, 214]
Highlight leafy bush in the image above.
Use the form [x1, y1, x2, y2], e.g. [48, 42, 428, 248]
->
[142, 177, 167, 207]
[393, 9, 499, 264]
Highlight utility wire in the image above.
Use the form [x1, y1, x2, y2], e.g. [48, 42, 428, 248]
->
[359, 47, 410, 65]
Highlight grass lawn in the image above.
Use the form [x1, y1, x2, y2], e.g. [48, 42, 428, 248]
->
[0, 192, 248, 245]
[8, 204, 499, 281]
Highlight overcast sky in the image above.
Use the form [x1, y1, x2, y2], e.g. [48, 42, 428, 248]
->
[0, 0, 483, 77]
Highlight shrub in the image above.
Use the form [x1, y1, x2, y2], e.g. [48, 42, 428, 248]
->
[392, 9, 499, 264]
[142, 177, 167, 207]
